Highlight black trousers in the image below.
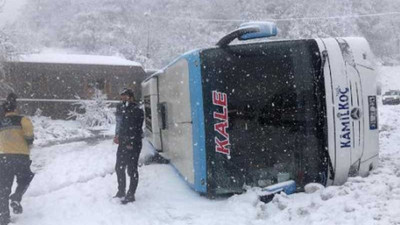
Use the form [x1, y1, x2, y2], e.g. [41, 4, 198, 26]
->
[115, 141, 141, 197]
[0, 154, 34, 222]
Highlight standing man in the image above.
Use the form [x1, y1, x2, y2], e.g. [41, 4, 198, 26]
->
[0, 94, 34, 225]
[114, 88, 144, 204]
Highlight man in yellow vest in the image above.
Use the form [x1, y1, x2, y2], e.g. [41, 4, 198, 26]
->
[0, 94, 34, 225]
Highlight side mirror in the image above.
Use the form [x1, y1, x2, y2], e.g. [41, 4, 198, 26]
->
[216, 21, 277, 47]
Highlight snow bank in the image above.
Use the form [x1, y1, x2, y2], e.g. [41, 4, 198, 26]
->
[31, 115, 127, 146]
[20, 110, 400, 225]
[31, 116, 99, 146]
[18, 103, 400, 225]
[378, 66, 400, 92]
[11, 66, 400, 225]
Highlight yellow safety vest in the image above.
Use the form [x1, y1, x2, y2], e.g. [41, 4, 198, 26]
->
[0, 112, 34, 155]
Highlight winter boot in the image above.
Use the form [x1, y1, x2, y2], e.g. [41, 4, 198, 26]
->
[113, 190, 125, 198]
[121, 195, 135, 204]
[10, 201, 23, 214]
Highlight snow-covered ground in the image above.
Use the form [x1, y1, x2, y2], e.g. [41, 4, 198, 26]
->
[31, 116, 94, 146]
[378, 66, 400, 93]
[31, 116, 116, 147]
[7, 66, 400, 225]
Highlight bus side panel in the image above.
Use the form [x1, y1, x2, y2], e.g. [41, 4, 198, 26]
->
[320, 38, 352, 185]
[142, 77, 162, 151]
[343, 38, 379, 176]
[158, 58, 196, 185]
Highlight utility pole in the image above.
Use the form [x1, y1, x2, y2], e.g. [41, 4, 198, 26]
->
[144, 12, 151, 59]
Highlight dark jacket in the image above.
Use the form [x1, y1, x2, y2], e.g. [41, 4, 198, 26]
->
[0, 101, 5, 119]
[0, 107, 4, 120]
[115, 102, 126, 136]
[119, 102, 144, 146]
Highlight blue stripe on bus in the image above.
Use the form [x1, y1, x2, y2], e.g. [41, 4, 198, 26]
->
[185, 50, 207, 193]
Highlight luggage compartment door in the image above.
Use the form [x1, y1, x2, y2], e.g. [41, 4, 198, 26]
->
[142, 76, 162, 151]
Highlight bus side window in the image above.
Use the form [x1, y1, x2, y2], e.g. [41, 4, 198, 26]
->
[158, 102, 167, 130]
[144, 96, 152, 131]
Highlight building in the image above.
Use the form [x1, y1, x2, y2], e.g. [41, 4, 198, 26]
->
[1, 53, 147, 118]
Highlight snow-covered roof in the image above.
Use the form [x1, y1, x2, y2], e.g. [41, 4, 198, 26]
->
[18, 53, 142, 67]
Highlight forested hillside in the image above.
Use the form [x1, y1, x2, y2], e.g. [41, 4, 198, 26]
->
[2, 0, 400, 68]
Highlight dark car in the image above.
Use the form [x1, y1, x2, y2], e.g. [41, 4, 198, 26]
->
[382, 90, 400, 105]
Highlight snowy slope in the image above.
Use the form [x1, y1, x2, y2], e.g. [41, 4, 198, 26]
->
[31, 116, 94, 147]
[378, 66, 400, 92]
[9, 66, 400, 225]
[31, 115, 119, 147]
[16, 105, 399, 225]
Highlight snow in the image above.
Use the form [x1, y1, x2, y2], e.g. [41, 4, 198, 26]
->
[31, 116, 94, 147]
[18, 53, 142, 67]
[378, 66, 400, 92]
[31, 115, 119, 147]
[6, 66, 400, 225]
[0, 0, 27, 26]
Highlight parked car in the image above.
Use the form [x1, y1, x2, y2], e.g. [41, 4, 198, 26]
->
[382, 90, 400, 105]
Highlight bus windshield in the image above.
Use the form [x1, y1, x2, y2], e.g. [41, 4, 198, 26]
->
[200, 39, 328, 194]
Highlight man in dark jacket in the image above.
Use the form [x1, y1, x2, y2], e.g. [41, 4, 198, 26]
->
[114, 88, 144, 204]
[0, 94, 34, 225]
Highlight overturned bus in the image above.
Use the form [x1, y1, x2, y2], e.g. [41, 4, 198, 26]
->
[142, 22, 379, 196]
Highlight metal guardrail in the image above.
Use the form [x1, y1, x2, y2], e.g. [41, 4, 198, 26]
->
[0, 98, 120, 103]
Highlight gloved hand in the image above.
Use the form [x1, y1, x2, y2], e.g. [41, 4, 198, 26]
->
[113, 136, 119, 144]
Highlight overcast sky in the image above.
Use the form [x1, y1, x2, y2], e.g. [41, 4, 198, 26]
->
[0, 0, 27, 26]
